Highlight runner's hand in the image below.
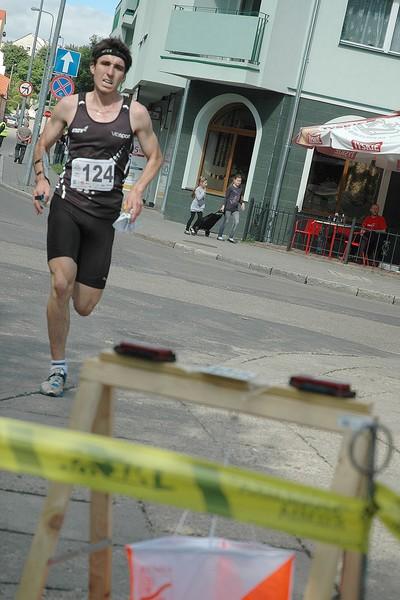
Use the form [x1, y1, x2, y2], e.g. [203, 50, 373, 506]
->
[124, 187, 143, 223]
[33, 179, 50, 215]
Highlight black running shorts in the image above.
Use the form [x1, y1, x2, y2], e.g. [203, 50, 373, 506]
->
[47, 194, 116, 289]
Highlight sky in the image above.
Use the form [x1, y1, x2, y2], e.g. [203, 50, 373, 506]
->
[1, 0, 116, 47]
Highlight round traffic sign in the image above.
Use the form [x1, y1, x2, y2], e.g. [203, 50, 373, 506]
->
[19, 81, 33, 97]
[50, 74, 75, 100]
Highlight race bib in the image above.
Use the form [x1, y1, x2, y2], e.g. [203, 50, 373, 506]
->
[71, 158, 115, 191]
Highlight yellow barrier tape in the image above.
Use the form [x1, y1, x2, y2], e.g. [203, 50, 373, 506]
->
[0, 417, 372, 552]
[375, 483, 400, 542]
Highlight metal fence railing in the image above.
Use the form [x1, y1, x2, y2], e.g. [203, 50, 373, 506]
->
[242, 199, 296, 245]
[242, 201, 400, 271]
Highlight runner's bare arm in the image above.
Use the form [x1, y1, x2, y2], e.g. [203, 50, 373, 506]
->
[32, 95, 76, 215]
[124, 102, 163, 221]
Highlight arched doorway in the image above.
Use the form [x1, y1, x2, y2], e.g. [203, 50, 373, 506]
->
[198, 103, 256, 196]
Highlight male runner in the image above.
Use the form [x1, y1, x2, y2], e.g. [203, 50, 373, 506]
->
[32, 37, 163, 396]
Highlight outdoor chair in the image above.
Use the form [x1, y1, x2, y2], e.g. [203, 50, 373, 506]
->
[290, 218, 322, 254]
[340, 232, 369, 265]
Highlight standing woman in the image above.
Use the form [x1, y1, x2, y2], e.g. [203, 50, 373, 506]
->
[185, 177, 207, 235]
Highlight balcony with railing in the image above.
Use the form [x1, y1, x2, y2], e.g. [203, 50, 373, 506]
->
[161, 4, 268, 74]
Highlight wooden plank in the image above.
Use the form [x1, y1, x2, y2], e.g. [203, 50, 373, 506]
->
[340, 552, 363, 600]
[340, 430, 370, 600]
[79, 356, 371, 434]
[98, 351, 370, 413]
[89, 385, 114, 600]
[304, 430, 370, 600]
[16, 380, 104, 600]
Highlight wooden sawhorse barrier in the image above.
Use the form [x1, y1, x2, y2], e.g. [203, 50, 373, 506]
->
[17, 350, 374, 600]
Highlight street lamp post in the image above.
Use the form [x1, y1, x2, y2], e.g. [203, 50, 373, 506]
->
[18, 0, 45, 127]
[24, 0, 67, 186]
[31, 6, 54, 67]
[31, 7, 55, 115]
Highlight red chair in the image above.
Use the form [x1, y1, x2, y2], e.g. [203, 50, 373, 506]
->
[291, 219, 322, 254]
[340, 232, 369, 265]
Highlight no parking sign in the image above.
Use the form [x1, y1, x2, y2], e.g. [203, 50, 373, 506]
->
[50, 74, 75, 100]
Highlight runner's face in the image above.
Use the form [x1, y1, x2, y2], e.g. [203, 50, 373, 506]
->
[90, 55, 126, 94]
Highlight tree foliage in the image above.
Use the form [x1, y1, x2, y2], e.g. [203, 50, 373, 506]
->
[2, 42, 47, 112]
[2, 35, 99, 113]
[72, 35, 99, 93]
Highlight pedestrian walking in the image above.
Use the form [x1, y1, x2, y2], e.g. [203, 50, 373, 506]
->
[185, 176, 207, 235]
[0, 119, 7, 150]
[32, 37, 163, 397]
[14, 124, 32, 163]
[217, 174, 244, 243]
[53, 132, 67, 164]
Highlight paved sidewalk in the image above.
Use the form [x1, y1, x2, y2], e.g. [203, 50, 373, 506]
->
[1, 135, 400, 305]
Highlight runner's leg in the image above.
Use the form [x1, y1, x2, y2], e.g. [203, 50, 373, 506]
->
[47, 257, 77, 360]
[72, 282, 103, 316]
[40, 256, 76, 396]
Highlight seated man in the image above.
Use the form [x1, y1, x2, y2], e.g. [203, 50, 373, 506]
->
[360, 203, 387, 263]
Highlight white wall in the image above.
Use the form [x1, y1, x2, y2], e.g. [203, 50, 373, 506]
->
[258, 0, 310, 92]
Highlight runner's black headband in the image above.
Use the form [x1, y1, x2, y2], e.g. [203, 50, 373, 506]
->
[95, 48, 127, 68]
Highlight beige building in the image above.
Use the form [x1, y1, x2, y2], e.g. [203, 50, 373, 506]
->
[13, 33, 47, 56]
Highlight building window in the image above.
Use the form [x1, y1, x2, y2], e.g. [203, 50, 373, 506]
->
[199, 104, 255, 195]
[239, 0, 261, 16]
[341, 0, 400, 54]
[124, 27, 134, 47]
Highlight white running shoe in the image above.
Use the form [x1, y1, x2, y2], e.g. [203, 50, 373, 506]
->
[217, 236, 224, 241]
[40, 369, 66, 397]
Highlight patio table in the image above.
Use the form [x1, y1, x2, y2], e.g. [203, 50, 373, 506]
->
[314, 220, 352, 258]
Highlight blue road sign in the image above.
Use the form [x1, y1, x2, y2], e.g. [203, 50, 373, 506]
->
[50, 74, 75, 100]
[54, 48, 81, 78]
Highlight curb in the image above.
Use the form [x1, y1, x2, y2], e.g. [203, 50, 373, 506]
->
[136, 234, 398, 305]
[1, 181, 31, 199]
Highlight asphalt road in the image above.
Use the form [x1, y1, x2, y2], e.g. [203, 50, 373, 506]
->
[0, 184, 399, 599]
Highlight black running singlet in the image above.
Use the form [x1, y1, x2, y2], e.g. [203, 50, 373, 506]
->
[56, 93, 134, 219]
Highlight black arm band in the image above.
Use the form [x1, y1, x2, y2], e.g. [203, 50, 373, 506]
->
[34, 158, 42, 166]
[35, 172, 50, 184]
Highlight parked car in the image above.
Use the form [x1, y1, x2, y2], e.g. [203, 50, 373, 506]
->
[5, 114, 18, 128]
